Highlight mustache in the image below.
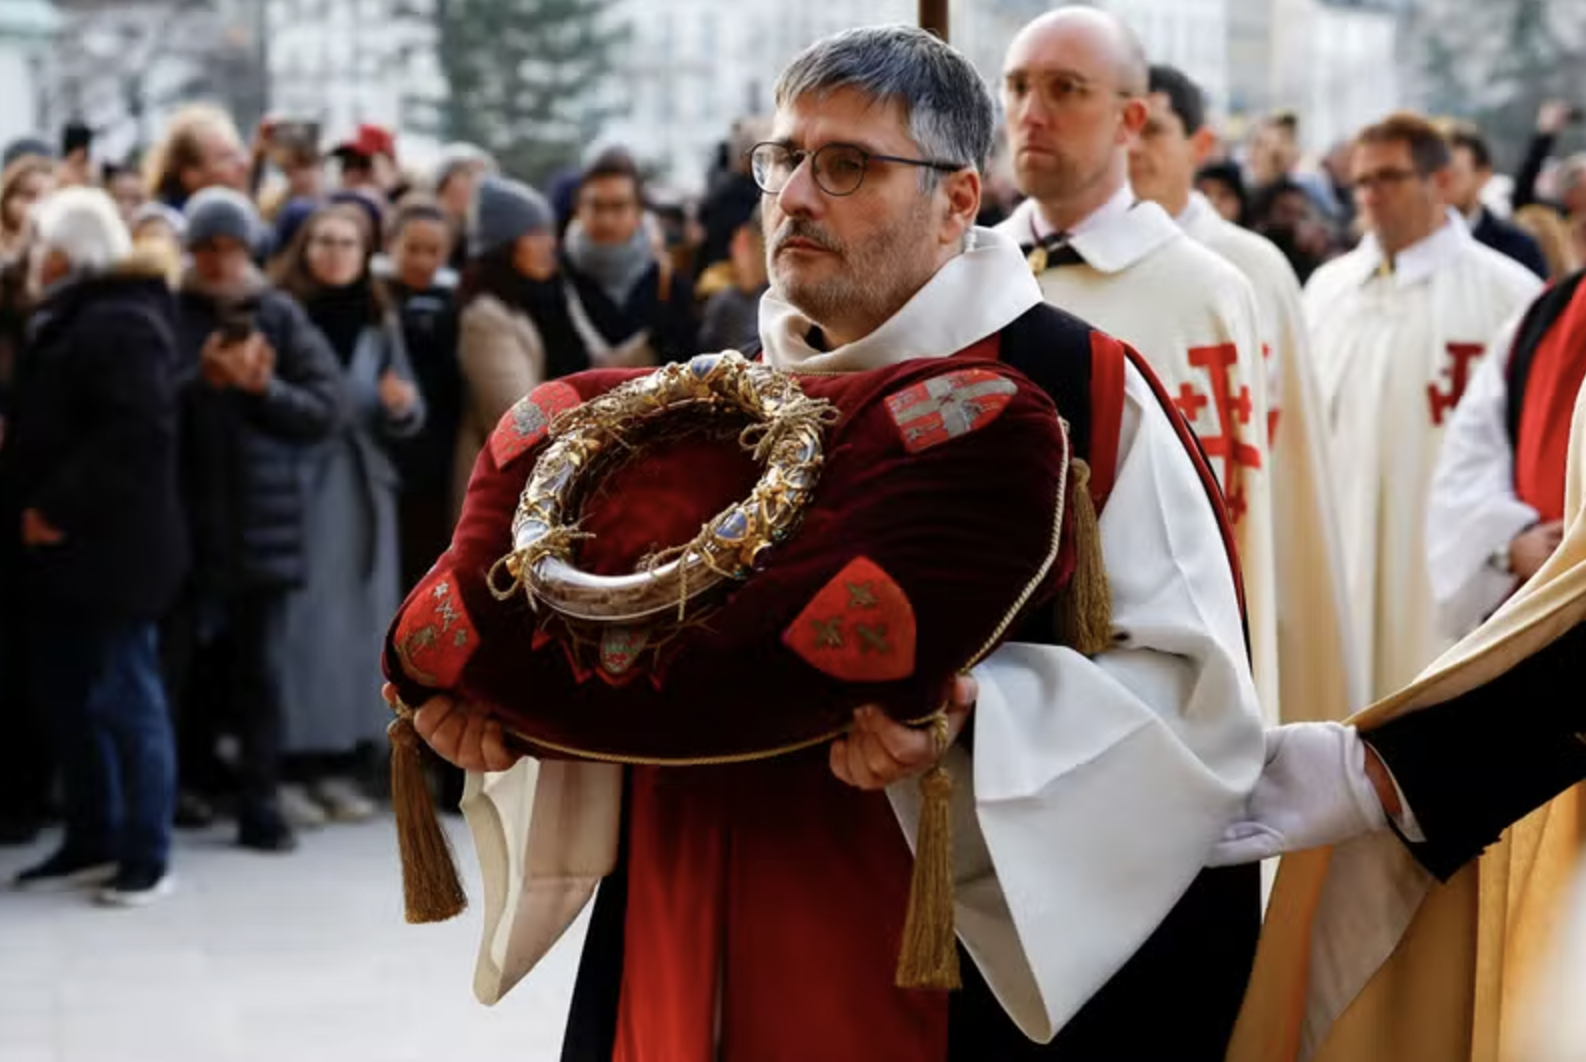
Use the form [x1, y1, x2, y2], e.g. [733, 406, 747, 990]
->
[771, 219, 843, 255]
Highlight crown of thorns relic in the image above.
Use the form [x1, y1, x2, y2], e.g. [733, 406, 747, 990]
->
[384, 347, 1087, 764]
[485, 352, 836, 667]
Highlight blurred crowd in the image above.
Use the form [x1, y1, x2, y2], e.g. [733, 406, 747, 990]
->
[0, 107, 773, 906]
[0, 86, 1581, 907]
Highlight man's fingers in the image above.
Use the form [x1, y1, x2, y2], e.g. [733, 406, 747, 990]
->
[829, 738, 856, 787]
[846, 730, 895, 790]
[860, 727, 909, 781]
[455, 709, 491, 772]
[412, 696, 458, 745]
[858, 707, 932, 768]
[845, 730, 881, 788]
[425, 701, 471, 762]
[480, 721, 516, 773]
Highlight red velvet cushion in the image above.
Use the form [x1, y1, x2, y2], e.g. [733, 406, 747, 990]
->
[385, 355, 1069, 763]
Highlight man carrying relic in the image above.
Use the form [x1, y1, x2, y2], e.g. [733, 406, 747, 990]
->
[407, 25, 1263, 1061]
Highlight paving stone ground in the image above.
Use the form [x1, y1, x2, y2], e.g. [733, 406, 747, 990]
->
[0, 814, 587, 1062]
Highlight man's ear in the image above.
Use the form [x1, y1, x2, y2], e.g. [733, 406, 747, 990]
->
[941, 168, 982, 245]
[1190, 126, 1220, 169]
[1119, 97, 1149, 140]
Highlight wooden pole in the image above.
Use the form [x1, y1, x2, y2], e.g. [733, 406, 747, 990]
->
[919, 0, 949, 42]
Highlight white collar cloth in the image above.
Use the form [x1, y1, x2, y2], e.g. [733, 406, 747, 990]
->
[1004, 185, 1183, 276]
[1352, 210, 1476, 290]
[756, 226, 1043, 375]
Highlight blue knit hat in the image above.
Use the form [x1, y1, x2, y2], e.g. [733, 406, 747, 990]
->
[467, 175, 554, 259]
[272, 196, 320, 254]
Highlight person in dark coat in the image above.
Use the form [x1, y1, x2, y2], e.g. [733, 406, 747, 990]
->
[379, 197, 462, 592]
[561, 149, 698, 366]
[1444, 122, 1549, 280]
[696, 203, 767, 353]
[165, 186, 344, 853]
[267, 201, 425, 827]
[5, 188, 187, 904]
[0, 159, 55, 845]
[695, 118, 767, 275]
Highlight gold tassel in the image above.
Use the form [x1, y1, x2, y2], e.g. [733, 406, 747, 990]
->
[387, 700, 468, 924]
[895, 710, 961, 991]
[1054, 459, 1113, 656]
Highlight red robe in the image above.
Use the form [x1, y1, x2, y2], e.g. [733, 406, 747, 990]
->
[604, 314, 1251, 1061]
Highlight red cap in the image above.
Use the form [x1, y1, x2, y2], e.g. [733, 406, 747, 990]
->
[332, 123, 396, 161]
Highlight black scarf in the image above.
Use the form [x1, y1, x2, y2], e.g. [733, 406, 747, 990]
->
[306, 277, 375, 365]
[477, 270, 591, 381]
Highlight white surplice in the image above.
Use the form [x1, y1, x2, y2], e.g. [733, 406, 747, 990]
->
[1304, 213, 1541, 699]
[454, 227, 1264, 1044]
[1178, 190, 1364, 721]
[1424, 313, 1538, 640]
[997, 187, 1282, 724]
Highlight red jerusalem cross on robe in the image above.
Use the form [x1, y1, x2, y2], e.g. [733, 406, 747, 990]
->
[1427, 342, 1484, 426]
[1173, 343, 1262, 523]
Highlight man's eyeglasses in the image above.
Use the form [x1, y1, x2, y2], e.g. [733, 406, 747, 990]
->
[747, 141, 966, 198]
[1352, 168, 1422, 193]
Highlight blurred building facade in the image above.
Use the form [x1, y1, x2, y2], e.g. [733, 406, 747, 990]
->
[1228, 0, 1403, 152]
[263, 0, 446, 171]
[39, 0, 1407, 190]
[0, 0, 58, 150]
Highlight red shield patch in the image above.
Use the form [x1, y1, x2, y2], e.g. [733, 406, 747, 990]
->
[489, 381, 582, 468]
[885, 369, 1017, 454]
[394, 565, 478, 689]
[782, 557, 916, 682]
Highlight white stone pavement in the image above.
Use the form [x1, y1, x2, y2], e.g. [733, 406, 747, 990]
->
[0, 815, 588, 1062]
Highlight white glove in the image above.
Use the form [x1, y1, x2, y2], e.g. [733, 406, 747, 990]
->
[1206, 722, 1389, 867]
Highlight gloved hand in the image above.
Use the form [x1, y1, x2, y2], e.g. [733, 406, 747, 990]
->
[1207, 722, 1389, 866]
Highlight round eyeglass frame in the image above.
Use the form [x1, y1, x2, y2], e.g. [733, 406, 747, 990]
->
[747, 141, 967, 198]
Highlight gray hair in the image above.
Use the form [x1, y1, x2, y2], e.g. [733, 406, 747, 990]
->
[774, 25, 996, 187]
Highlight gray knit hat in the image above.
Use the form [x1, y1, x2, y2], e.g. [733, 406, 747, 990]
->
[467, 175, 553, 259]
[131, 201, 187, 241]
[183, 186, 259, 250]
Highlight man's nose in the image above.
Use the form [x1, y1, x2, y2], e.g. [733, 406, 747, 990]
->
[1011, 91, 1050, 133]
[776, 155, 821, 218]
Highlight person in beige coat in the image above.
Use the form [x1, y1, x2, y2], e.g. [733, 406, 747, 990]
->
[451, 176, 588, 513]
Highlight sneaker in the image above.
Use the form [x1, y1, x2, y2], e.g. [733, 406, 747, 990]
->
[13, 849, 118, 891]
[278, 784, 329, 829]
[236, 804, 299, 853]
[311, 777, 377, 823]
[173, 790, 217, 830]
[97, 866, 175, 908]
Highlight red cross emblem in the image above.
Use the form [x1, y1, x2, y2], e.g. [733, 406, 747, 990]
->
[885, 368, 1017, 454]
[1173, 343, 1262, 523]
[1427, 342, 1484, 426]
[783, 557, 917, 682]
[489, 380, 582, 468]
[394, 564, 478, 688]
[1263, 342, 1280, 448]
